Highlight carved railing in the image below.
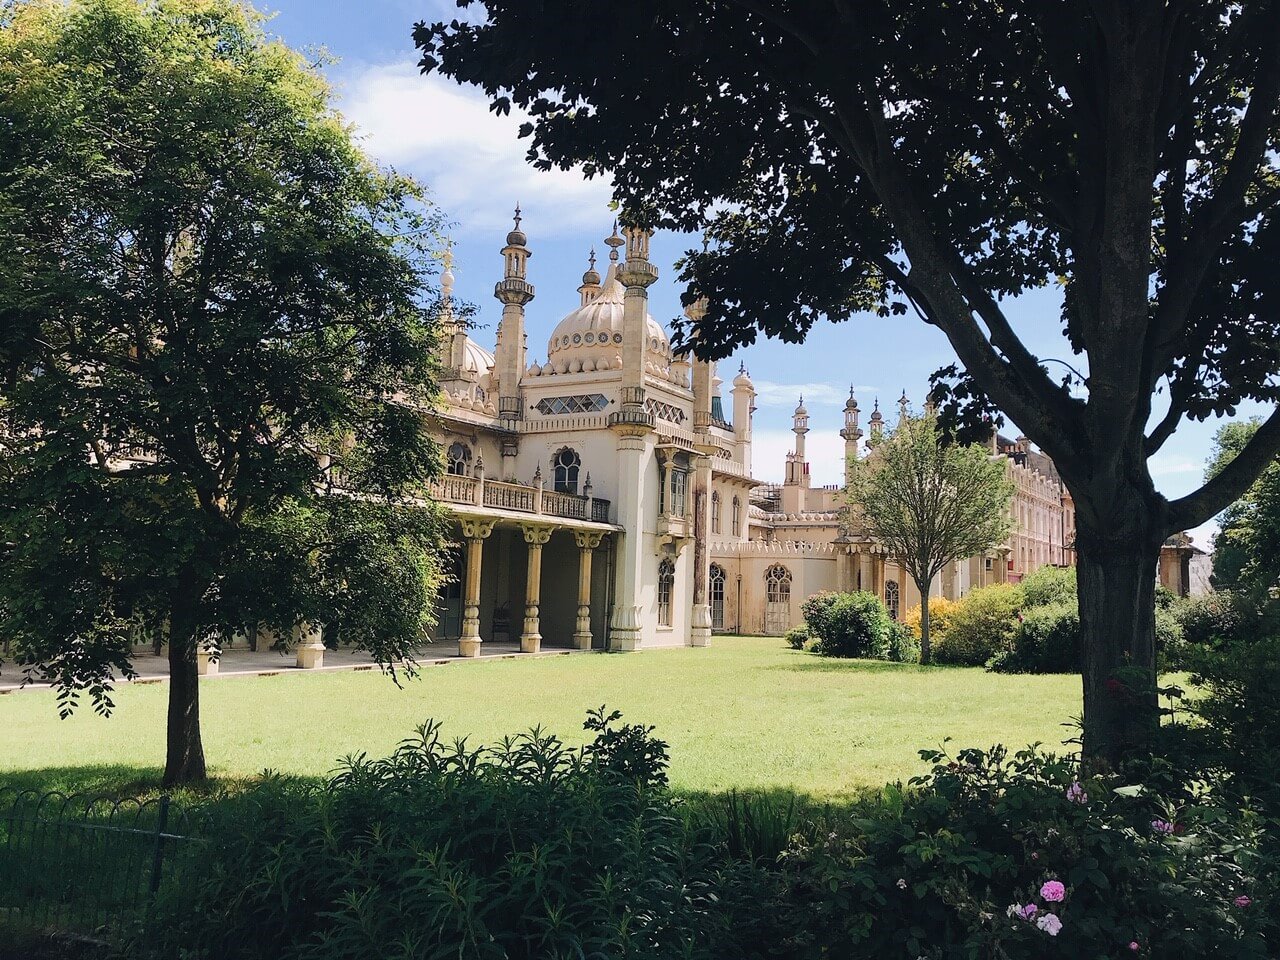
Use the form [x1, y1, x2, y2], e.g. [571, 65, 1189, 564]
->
[483, 480, 536, 513]
[428, 475, 612, 525]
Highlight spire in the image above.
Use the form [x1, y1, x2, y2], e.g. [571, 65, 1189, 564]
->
[844, 384, 858, 410]
[605, 220, 623, 262]
[578, 247, 602, 306]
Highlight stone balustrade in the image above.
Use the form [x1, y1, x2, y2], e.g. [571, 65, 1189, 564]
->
[428, 474, 611, 524]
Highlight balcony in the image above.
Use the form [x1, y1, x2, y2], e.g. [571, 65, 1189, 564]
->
[429, 474, 612, 525]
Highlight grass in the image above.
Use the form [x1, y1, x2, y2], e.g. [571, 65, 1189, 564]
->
[0, 637, 1082, 798]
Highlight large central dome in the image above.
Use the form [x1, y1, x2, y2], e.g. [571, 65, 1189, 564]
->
[544, 262, 672, 375]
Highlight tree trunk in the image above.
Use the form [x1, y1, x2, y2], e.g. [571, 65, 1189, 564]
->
[163, 583, 208, 787]
[918, 577, 932, 664]
[1075, 514, 1164, 769]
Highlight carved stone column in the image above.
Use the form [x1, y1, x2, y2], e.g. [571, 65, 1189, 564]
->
[520, 524, 554, 653]
[459, 517, 497, 657]
[573, 530, 605, 649]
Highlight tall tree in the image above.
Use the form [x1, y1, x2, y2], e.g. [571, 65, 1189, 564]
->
[0, 0, 448, 785]
[850, 414, 1013, 664]
[418, 1, 1280, 763]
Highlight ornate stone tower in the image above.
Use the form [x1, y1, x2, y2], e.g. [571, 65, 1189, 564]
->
[494, 207, 532, 415]
[607, 221, 658, 651]
[732, 363, 755, 475]
[869, 398, 884, 442]
[687, 291, 715, 647]
[787, 396, 810, 488]
[840, 385, 862, 486]
[577, 248, 601, 307]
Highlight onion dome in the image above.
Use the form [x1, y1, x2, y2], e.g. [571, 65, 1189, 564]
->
[794, 395, 808, 417]
[546, 259, 671, 374]
[733, 361, 753, 389]
[506, 203, 526, 247]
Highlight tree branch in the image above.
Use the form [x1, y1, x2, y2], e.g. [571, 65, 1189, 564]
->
[1167, 403, 1280, 529]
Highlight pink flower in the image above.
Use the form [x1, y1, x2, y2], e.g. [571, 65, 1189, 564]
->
[1151, 819, 1175, 835]
[1129, 942, 1140, 952]
[1066, 781, 1088, 804]
[1234, 895, 1252, 908]
[1036, 913, 1063, 936]
[1040, 880, 1066, 903]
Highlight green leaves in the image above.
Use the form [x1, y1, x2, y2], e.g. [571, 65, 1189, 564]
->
[0, 0, 448, 726]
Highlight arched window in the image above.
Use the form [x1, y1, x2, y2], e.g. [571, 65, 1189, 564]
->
[709, 563, 726, 630]
[553, 447, 581, 494]
[731, 496, 741, 536]
[447, 442, 472, 476]
[885, 580, 900, 621]
[711, 491, 722, 534]
[657, 558, 675, 627]
[765, 564, 792, 604]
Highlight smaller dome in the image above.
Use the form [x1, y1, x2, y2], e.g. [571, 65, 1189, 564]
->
[794, 396, 808, 416]
[462, 338, 495, 376]
[733, 363, 753, 389]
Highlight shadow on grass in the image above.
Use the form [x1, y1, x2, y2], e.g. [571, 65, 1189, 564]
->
[770, 655, 949, 675]
[0, 764, 304, 803]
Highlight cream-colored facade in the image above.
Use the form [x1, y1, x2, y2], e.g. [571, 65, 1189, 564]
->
[425, 212, 1079, 653]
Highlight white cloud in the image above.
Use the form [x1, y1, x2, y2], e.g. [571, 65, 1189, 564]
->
[752, 380, 878, 409]
[1148, 455, 1201, 478]
[338, 62, 613, 234]
[751, 429, 850, 488]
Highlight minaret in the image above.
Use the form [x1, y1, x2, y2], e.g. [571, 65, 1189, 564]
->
[494, 205, 533, 429]
[438, 242, 470, 378]
[840, 385, 862, 484]
[897, 389, 910, 427]
[577, 248, 601, 306]
[792, 396, 810, 488]
[607, 220, 658, 652]
[869, 398, 884, 442]
[732, 362, 755, 475]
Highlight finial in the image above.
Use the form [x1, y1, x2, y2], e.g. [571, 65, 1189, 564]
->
[441, 238, 455, 299]
[739, 361, 746, 374]
[605, 220, 623, 261]
[849, 384, 856, 399]
[701, 235, 710, 254]
[513, 203, 522, 230]
[588, 248, 596, 270]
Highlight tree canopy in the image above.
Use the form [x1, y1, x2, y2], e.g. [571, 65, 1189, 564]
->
[418, 0, 1280, 762]
[0, 0, 449, 783]
[849, 414, 1014, 663]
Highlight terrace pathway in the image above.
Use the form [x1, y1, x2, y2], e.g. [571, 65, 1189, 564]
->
[0, 642, 589, 694]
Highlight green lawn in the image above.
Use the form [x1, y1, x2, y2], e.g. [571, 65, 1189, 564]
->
[0, 637, 1082, 798]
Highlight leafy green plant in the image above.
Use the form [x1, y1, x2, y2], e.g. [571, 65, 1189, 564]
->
[124, 710, 772, 960]
[784, 625, 810, 650]
[1019, 566, 1077, 607]
[807, 592, 892, 659]
[934, 583, 1022, 666]
[885, 621, 920, 663]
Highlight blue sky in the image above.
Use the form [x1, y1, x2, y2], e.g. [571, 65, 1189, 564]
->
[258, 0, 1263, 548]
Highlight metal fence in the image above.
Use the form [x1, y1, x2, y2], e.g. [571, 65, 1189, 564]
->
[0, 787, 200, 938]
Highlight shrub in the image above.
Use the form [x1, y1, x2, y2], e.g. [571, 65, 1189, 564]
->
[808, 591, 892, 659]
[784, 625, 809, 650]
[885, 620, 920, 663]
[799, 591, 838, 643]
[1184, 636, 1280, 819]
[1019, 565, 1077, 607]
[902, 595, 960, 642]
[990, 600, 1079, 674]
[934, 583, 1022, 665]
[776, 745, 1276, 959]
[125, 710, 773, 960]
[1173, 591, 1251, 650]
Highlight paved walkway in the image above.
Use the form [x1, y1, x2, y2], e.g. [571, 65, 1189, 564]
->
[0, 642, 590, 694]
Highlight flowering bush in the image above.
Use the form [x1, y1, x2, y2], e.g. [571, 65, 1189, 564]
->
[902, 596, 961, 643]
[774, 745, 1275, 959]
[933, 583, 1022, 665]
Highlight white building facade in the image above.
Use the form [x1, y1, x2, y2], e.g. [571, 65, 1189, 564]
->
[425, 212, 1077, 654]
